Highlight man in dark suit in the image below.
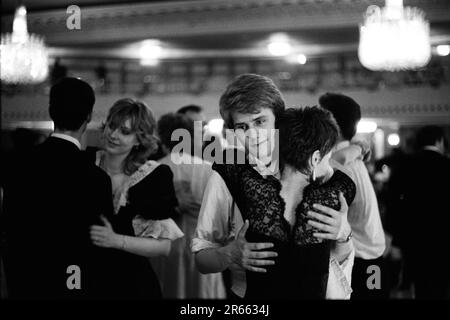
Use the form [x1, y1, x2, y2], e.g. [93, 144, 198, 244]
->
[395, 126, 450, 299]
[3, 77, 117, 299]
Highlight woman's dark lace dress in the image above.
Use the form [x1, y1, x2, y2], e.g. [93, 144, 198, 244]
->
[213, 155, 356, 299]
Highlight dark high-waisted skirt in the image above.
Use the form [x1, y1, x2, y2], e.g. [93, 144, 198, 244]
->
[244, 232, 330, 300]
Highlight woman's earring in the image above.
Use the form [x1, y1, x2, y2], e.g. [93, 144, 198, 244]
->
[312, 168, 316, 182]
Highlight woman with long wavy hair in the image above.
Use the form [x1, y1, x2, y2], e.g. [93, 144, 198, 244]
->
[89, 98, 183, 299]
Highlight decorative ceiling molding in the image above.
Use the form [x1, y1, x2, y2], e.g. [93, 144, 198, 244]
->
[48, 43, 359, 59]
[3, 84, 450, 126]
[2, 0, 450, 46]
[3, 102, 449, 126]
[364, 103, 450, 122]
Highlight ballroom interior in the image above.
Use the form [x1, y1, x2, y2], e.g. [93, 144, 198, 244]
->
[2, 0, 450, 152]
[1, 0, 450, 300]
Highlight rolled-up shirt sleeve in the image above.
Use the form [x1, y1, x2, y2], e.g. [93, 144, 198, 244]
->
[326, 242, 355, 299]
[191, 171, 237, 253]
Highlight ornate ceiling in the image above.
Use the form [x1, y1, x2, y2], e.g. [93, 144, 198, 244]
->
[2, 0, 450, 60]
[2, 1, 450, 130]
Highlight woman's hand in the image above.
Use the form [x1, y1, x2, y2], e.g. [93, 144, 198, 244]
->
[307, 192, 352, 242]
[222, 220, 278, 273]
[90, 216, 122, 249]
[352, 140, 372, 162]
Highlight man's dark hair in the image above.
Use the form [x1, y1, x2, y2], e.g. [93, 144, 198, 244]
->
[177, 104, 203, 115]
[157, 112, 194, 151]
[219, 74, 285, 129]
[318, 92, 361, 141]
[49, 77, 95, 131]
[278, 106, 339, 175]
[415, 125, 445, 149]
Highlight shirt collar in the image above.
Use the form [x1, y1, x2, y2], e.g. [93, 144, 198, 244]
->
[423, 145, 443, 154]
[334, 140, 350, 152]
[51, 133, 81, 150]
[248, 153, 280, 178]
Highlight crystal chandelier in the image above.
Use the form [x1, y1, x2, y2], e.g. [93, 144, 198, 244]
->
[358, 0, 431, 71]
[1, 6, 49, 84]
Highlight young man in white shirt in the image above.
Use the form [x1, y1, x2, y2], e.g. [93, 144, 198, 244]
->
[192, 74, 360, 299]
[150, 112, 226, 299]
[319, 93, 386, 300]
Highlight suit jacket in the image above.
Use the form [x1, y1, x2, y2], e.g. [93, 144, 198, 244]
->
[3, 136, 118, 299]
[398, 149, 450, 267]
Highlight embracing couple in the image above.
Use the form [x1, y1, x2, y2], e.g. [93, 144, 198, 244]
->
[3, 78, 182, 299]
[192, 74, 365, 299]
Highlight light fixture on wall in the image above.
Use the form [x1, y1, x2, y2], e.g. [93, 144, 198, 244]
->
[0, 5, 49, 84]
[358, 0, 431, 71]
[357, 120, 378, 133]
[205, 119, 224, 135]
[267, 33, 292, 57]
[387, 133, 400, 146]
[436, 45, 450, 57]
[139, 39, 162, 66]
[297, 54, 307, 65]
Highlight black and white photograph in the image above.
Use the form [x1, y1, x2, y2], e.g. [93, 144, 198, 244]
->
[1, 0, 450, 310]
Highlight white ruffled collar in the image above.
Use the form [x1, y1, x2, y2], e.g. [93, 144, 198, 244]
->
[96, 150, 160, 214]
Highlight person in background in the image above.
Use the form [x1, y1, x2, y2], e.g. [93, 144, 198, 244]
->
[1, 128, 47, 298]
[177, 104, 206, 149]
[374, 147, 409, 298]
[149, 103, 205, 163]
[150, 112, 226, 299]
[177, 104, 206, 124]
[392, 126, 450, 299]
[88, 98, 183, 299]
[177, 104, 225, 161]
[3, 77, 120, 299]
[319, 93, 387, 300]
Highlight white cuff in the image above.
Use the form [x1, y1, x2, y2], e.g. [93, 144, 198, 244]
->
[132, 216, 184, 240]
[326, 247, 355, 299]
[191, 238, 222, 253]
